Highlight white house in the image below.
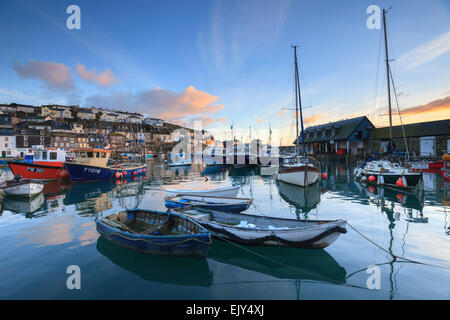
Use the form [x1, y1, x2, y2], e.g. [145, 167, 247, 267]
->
[0, 129, 18, 157]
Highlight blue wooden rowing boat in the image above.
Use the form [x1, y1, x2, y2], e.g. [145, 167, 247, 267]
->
[164, 194, 252, 213]
[96, 209, 211, 258]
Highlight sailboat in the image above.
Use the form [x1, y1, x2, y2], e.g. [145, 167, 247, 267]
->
[277, 46, 321, 187]
[354, 9, 422, 189]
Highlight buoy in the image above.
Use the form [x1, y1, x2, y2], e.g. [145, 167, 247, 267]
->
[402, 176, 407, 187]
[321, 172, 328, 179]
[133, 171, 137, 175]
[123, 171, 127, 175]
[115, 180, 121, 185]
[377, 175, 384, 185]
[123, 180, 127, 184]
[368, 175, 376, 182]
[133, 176, 137, 181]
[143, 168, 146, 172]
[115, 172, 121, 178]
[396, 177, 404, 187]
[142, 176, 146, 179]
[368, 185, 376, 193]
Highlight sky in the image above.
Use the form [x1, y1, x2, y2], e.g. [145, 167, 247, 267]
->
[0, 0, 449, 145]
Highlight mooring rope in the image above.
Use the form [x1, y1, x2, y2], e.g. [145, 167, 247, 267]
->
[347, 223, 450, 271]
[219, 236, 379, 292]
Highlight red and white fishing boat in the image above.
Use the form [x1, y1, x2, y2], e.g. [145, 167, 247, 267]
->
[7, 146, 69, 181]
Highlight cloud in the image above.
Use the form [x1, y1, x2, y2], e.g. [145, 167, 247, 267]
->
[397, 96, 450, 116]
[304, 114, 326, 124]
[13, 60, 74, 90]
[76, 64, 117, 86]
[84, 86, 225, 124]
[397, 29, 450, 70]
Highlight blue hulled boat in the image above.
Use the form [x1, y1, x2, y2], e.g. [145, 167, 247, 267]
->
[64, 148, 147, 182]
[96, 209, 211, 258]
[165, 194, 252, 213]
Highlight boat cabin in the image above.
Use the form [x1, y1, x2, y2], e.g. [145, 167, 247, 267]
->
[69, 148, 111, 167]
[32, 146, 66, 164]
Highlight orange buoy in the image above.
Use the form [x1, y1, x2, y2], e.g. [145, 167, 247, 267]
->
[396, 177, 404, 187]
[321, 172, 328, 179]
[123, 180, 127, 184]
[115, 172, 121, 178]
[133, 171, 137, 175]
[123, 171, 127, 175]
[143, 168, 146, 172]
[133, 176, 137, 181]
[368, 175, 376, 182]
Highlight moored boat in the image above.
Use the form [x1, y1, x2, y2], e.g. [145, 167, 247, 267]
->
[0, 177, 44, 197]
[96, 209, 212, 257]
[64, 148, 146, 182]
[165, 194, 252, 213]
[174, 208, 347, 249]
[7, 146, 69, 181]
[165, 185, 240, 198]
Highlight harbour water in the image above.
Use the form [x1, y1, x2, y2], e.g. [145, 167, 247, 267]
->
[0, 160, 449, 299]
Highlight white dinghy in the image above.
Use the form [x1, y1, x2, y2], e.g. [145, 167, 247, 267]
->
[165, 185, 240, 198]
[0, 177, 44, 197]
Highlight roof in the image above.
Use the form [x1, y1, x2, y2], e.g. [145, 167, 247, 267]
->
[293, 116, 373, 144]
[370, 119, 450, 139]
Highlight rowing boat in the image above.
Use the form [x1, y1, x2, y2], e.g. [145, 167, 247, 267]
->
[164, 185, 239, 198]
[173, 208, 347, 249]
[96, 209, 211, 257]
[165, 194, 252, 213]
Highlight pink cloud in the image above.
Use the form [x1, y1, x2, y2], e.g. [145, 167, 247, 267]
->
[76, 64, 116, 86]
[84, 86, 225, 124]
[13, 60, 74, 90]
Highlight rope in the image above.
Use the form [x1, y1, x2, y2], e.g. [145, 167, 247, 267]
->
[219, 236, 378, 292]
[347, 223, 450, 271]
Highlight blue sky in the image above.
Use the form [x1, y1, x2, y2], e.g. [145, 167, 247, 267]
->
[0, 0, 449, 143]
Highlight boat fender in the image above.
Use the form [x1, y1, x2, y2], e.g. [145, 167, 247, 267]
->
[368, 175, 376, 182]
[402, 176, 407, 187]
[361, 175, 367, 181]
[396, 177, 403, 187]
[377, 175, 384, 185]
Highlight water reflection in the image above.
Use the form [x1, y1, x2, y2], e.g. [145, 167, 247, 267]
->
[96, 236, 213, 286]
[276, 181, 321, 218]
[2, 193, 46, 215]
[208, 240, 346, 285]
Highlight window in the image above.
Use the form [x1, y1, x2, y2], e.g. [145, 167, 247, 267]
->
[24, 141, 28, 146]
[21, 130, 26, 134]
[101, 152, 106, 158]
[40, 130, 44, 135]
[95, 152, 100, 158]
[24, 135, 28, 140]
[80, 152, 86, 157]
[40, 136, 45, 141]
[50, 152, 57, 160]
[54, 142, 58, 147]
[5, 137, 8, 141]
[87, 151, 94, 158]
[42, 151, 47, 160]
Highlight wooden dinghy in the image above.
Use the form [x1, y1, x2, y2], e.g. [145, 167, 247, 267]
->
[96, 209, 212, 258]
[165, 185, 239, 198]
[0, 177, 44, 197]
[165, 194, 252, 213]
[173, 208, 347, 249]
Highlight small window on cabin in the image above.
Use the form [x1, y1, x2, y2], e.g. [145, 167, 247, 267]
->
[101, 153, 107, 158]
[34, 151, 41, 159]
[42, 151, 47, 160]
[95, 152, 100, 158]
[75, 152, 80, 157]
[80, 152, 86, 157]
[50, 152, 57, 160]
[87, 152, 94, 158]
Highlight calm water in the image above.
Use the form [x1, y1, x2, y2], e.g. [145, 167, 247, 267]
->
[0, 160, 449, 299]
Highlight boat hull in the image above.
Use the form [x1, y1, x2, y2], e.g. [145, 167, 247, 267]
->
[164, 196, 251, 213]
[357, 171, 422, 188]
[96, 210, 211, 258]
[278, 166, 320, 187]
[7, 161, 69, 181]
[2, 181, 44, 196]
[64, 162, 146, 182]
[178, 209, 347, 249]
[165, 186, 240, 198]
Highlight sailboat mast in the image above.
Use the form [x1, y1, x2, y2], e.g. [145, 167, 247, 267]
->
[383, 9, 393, 141]
[293, 45, 306, 155]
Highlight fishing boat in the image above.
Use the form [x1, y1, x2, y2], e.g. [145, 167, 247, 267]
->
[165, 194, 252, 213]
[7, 146, 69, 181]
[165, 185, 240, 198]
[0, 176, 44, 196]
[96, 209, 212, 257]
[174, 208, 347, 249]
[277, 46, 321, 187]
[355, 9, 422, 190]
[64, 148, 146, 182]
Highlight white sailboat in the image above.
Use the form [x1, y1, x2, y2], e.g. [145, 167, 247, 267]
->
[277, 46, 321, 187]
